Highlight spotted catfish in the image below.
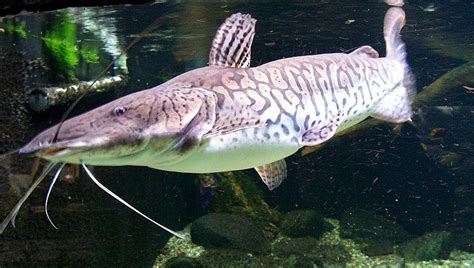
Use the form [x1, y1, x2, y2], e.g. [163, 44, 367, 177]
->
[22, 8, 414, 189]
[1, 8, 415, 235]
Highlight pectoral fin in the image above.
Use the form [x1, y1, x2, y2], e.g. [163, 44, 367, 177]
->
[168, 88, 217, 153]
[255, 159, 287, 190]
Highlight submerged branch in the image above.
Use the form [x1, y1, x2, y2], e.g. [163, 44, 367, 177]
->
[27, 74, 127, 112]
[413, 61, 474, 107]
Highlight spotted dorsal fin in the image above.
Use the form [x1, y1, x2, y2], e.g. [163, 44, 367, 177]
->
[350, 45, 379, 58]
[209, 13, 256, 68]
[255, 159, 287, 191]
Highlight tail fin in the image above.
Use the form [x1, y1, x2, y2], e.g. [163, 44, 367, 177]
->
[384, 7, 416, 100]
[384, 7, 406, 61]
[371, 7, 416, 123]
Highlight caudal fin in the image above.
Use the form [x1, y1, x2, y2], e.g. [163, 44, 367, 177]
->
[384, 7, 416, 100]
[372, 7, 416, 123]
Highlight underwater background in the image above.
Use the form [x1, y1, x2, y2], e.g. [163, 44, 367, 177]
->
[0, 0, 473, 266]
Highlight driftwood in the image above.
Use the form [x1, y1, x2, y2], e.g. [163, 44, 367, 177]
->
[302, 61, 474, 156]
[413, 61, 474, 107]
[26, 75, 127, 112]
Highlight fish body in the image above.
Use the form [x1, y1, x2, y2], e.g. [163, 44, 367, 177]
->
[35, 52, 403, 173]
[21, 8, 414, 189]
[147, 53, 404, 173]
[1, 7, 415, 236]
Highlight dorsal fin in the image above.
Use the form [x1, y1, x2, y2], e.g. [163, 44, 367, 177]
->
[350, 45, 379, 58]
[209, 13, 256, 68]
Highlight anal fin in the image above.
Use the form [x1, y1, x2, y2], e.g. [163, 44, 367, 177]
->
[255, 159, 287, 190]
[371, 86, 411, 123]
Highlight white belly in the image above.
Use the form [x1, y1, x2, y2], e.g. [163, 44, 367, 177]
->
[150, 126, 301, 173]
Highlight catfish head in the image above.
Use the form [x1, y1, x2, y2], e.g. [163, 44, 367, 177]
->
[20, 86, 217, 166]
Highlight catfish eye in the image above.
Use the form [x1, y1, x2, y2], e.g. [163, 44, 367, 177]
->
[113, 106, 126, 116]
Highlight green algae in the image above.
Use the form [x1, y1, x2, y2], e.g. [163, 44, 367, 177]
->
[42, 14, 78, 79]
[79, 42, 100, 64]
[154, 226, 205, 267]
[4, 20, 27, 37]
[3, 16, 101, 79]
[208, 171, 280, 225]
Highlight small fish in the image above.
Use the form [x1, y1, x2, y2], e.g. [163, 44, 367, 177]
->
[1, 7, 415, 238]
[420, 3, 439, 12]
[463, 85, 474, 93]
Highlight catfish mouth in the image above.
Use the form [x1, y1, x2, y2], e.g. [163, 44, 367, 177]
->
[19, 138, 96, 158]
[20, 135, 151, 164]
[28, 143, 86, 158]
[40, 147, 71, 157]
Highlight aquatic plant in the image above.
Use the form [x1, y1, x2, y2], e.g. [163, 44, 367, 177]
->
[208, 172, 280, 225]
[4, 20, 27, 37]
[3, 16, 102, 80]
[42, 15, 78, 79]
[79, 41, 100, 64]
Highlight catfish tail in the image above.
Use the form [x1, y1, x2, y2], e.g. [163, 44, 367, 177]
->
[384, 7, 416, 100]
[371, 7, 416, 123]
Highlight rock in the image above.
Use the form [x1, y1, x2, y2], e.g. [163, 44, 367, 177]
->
[164, 256, 203, 268]
[307, 244, 351, 267]
[396, 231, 453, 261]
[197, 249, 255, 266]
[197, 249, 315, 267]
[451, 230, 474, 253]
[361, 239, 394, 256]
[208, 172, 280, 224]
[449, 250, 474, 261]
[438, 152, 463, 168]
[372, 255, 405, 268]
[340, 209, 408, 242]
[279, 210, 330, 238]
[291, 256, 315, 268]
[272, 237, 319, 256]
[190, 213, 270, 254]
